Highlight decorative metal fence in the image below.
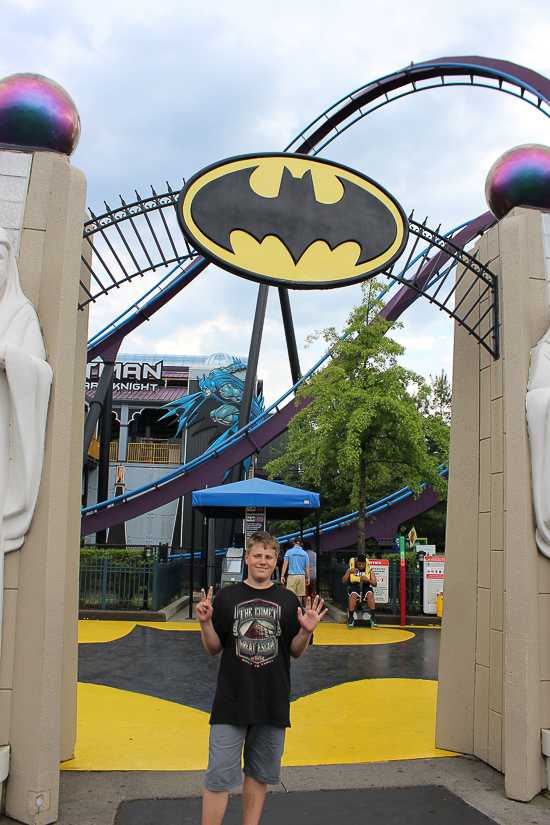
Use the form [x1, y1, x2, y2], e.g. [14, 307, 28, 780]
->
[79, 554, 184, 611]
[330, 561, 423, 614]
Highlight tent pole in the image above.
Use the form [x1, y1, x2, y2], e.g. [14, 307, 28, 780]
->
[189, 508, 195, 619]
[202, 517, 208, 591]
[315, 509, 320, 596]
[207, 517, 215, 591]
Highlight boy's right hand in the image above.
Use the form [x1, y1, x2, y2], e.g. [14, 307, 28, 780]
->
[196, 587, 213, 623]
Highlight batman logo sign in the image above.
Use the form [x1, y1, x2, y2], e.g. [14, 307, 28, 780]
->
[177, 153, 409, 289]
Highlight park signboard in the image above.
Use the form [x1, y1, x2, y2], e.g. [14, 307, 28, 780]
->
[423, 555, 445, 614]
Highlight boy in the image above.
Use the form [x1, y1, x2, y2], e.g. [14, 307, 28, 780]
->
[341, 553, 378, 627]
[196, 531, 327, 825]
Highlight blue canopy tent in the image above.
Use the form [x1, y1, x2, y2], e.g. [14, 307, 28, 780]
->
[192, 477, 319, 519]
[189, 478, 320, 609]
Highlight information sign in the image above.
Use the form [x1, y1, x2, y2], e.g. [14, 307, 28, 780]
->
[245, 507, 266, 542]
[368, 559, 389, 604]
[423, 555, 445, 614]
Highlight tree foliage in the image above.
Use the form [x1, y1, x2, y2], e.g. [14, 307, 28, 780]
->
[413, 369, 452, 424]
[266, 280, 449, 551]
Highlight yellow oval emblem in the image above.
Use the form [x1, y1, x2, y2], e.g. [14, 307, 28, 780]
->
[177, 153, 408, 289]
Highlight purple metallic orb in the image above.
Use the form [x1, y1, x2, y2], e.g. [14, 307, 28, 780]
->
[0, 73, 80, 156]
[485, 144, 550, 219]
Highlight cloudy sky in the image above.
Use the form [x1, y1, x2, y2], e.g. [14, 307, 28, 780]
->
[3, 0, 550, 404]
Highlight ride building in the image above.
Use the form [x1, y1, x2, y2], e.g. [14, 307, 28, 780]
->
[83, 351, 265, 548]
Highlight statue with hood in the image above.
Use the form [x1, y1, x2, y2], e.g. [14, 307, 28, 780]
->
[0, 226, 52, 655]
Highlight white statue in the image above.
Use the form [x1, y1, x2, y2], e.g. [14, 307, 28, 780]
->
[0, 226, 52, 656]
[526, 324, 550, 558]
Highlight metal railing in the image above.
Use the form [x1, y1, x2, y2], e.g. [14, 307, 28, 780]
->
[126, 442, 181, 464]
[109, 441, 118, 461]
[79, 554, 184, 611]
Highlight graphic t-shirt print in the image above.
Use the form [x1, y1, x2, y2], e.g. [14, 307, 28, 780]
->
[232, 598, 282, 667]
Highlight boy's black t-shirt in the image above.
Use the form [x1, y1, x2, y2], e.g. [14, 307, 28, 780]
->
[210, 581, 302, 728]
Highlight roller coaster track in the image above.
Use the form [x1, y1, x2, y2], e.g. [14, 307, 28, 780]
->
[277, 467, 449, 552]
[285, 56, 550, 156]
[81, 55, 550, 537]
[81, 212, 494, 536]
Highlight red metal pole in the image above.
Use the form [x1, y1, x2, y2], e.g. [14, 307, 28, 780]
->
[399, 535, 406, 626]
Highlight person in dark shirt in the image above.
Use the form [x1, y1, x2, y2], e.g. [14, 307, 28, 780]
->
[196, 530, 327, 825]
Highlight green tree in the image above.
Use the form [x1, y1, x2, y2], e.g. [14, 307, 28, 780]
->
[414, 369, 452, 424]
[266, 280, 449, 553]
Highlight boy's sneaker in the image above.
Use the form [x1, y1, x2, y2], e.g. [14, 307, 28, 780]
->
[347, 614, 355, 627]
[370, 615, 378, 628]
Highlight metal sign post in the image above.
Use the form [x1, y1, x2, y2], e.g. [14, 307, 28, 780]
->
[399, 535, 406, 626]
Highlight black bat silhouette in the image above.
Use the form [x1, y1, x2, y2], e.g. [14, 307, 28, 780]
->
[190, 165, 398, 266]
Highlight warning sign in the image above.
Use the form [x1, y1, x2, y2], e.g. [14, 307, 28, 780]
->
[423, 555, 445, 614]
[368, 559, 389, 604]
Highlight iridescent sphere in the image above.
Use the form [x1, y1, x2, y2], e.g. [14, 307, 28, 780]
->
[0, 73, 80, 156]
[485, 144, 550, 219]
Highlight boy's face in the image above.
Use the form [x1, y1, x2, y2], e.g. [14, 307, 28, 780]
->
[245, 543, 278, 585]
[356, 562, 366, 572]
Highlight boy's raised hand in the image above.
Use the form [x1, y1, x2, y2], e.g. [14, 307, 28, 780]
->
[298, 595, 328, 633]
[196, 587, 214, 623]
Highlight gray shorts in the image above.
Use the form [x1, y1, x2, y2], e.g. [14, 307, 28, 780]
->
[204, 724, 286, 791]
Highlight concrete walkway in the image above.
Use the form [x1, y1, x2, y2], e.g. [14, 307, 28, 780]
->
[1, 757, 548, 825]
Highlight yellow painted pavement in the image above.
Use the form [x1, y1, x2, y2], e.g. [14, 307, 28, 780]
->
[61, 683, 210, 771]
[309, 624, 413, 645]
[61, 678, 456, 771]
[77, 620, 201, 644]
[77, 620, 412, 645]
[284, 679, 456, 765]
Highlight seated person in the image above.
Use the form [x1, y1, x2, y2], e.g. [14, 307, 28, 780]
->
[341, 554, 378, 627]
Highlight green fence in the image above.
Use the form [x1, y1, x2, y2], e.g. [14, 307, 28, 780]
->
[79, 554, 184, 611]
[331, 560, 423, 614]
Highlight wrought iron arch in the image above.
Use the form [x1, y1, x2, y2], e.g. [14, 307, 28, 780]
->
[79, 185, 198, 309]
[387, 215, 498, 357]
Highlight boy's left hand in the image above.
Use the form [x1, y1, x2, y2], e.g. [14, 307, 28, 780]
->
[298, 596, 328, 632]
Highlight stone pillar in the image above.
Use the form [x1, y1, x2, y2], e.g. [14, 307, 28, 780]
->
[436, 207, 550, 801]
[0, 150, 87, 823]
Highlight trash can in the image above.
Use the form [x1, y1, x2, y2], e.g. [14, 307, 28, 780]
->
[436, 590, 443, 617]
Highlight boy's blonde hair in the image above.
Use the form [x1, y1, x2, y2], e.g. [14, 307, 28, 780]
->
[246, 531, 279, 556]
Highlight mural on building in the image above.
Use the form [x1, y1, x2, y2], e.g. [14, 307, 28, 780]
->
[161, 356, 265, 450]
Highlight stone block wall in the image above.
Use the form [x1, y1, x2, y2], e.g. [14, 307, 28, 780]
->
[0, 149, 87, 824]
[436, 207, 550, 801]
